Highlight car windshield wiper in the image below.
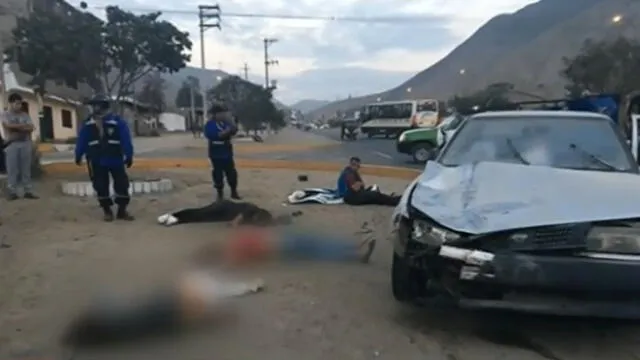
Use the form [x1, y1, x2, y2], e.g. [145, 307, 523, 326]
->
[569, 143, 620, 171]
[505, 138, 530, 165]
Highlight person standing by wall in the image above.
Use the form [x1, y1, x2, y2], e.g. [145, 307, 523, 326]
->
[1, 93, 37, 200]
[204, 103, 240, 201]
[74, 94, 135, 222]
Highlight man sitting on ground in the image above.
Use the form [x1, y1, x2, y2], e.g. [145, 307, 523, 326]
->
[337, 157, 400, 206]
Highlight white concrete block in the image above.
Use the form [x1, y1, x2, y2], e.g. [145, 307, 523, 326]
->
[159, 179, 169, 192]
[61, 179, 173, 197]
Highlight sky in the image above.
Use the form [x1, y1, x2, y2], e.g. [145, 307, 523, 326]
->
[72, 0, 537, 103]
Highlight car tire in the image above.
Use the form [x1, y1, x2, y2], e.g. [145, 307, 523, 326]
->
[411, 142, 435, 163]
[391, 252, 425, 302]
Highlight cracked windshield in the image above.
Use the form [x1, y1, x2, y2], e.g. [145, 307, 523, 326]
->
[0, 0, 639, 359]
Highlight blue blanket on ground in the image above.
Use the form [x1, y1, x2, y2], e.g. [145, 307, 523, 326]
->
[287, 188, 344, 205]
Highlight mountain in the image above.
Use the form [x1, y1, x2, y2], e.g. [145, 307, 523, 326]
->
[289, 99, 331, 113]
[309, 0, 639, 119]
[278, 67, 413, 107]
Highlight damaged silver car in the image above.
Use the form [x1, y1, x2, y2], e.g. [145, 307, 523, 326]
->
[391, 110, 640, 318]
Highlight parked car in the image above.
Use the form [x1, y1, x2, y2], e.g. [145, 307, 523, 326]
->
[390, 110, 640, 318]
[396, 114, 464, 163]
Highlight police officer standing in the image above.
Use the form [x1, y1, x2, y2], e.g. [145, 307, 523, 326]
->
[204, 103, 240, 201]
[74, 95, 135, 222]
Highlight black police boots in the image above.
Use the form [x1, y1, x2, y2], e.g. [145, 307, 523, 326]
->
[230, 188, 241, 200]
[116, 206, 135, 221]
[102, 207, 114, 222]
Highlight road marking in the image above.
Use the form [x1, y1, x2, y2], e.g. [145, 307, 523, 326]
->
[373, 151, 392, 159]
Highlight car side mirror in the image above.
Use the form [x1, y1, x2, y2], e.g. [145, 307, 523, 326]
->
[438, 128, 447, 146]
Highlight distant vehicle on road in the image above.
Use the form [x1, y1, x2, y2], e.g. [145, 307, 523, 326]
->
[396, 114, 465, 163]
[359, 99, 444, 139]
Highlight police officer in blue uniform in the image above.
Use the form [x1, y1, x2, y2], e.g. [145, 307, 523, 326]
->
[74, 94, 135, 221]
[204, 103, 240, 200]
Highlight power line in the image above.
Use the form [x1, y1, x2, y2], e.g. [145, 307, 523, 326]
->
[86, 5, 433, 24]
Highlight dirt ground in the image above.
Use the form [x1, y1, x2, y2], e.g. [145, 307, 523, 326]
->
[1, 168, 640, 360]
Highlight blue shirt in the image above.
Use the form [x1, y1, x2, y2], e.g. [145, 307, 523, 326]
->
[204, 119, 237, 159]
[75, 114, 133, 168]
[336, 166, 360, 197]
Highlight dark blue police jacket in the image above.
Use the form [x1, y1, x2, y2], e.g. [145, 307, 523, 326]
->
[75, 114, 134, 168]
[204, 119, 237, 160]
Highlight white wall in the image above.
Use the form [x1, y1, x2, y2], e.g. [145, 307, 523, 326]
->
[159, 112, 186, 131]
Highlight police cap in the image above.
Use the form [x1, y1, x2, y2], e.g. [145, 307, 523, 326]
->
[86, 94, 111, 106]
[209, 103, 229, 115]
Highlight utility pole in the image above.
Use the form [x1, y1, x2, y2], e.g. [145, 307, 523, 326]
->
[242, 63, 249, 80]
[263, 38, 278, 91]
[188, 79, 197, 132]
[198, 4, 221, 122]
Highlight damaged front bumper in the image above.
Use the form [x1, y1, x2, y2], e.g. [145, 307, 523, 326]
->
[437, 245, 640, 318]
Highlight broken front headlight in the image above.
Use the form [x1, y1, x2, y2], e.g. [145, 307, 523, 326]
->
[412, 220, 460, 246]
[587, 227, 640, 254]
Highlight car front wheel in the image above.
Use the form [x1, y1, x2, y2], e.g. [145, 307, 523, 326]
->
[391, 252, 427, 302]
[411, 142, 435, 163]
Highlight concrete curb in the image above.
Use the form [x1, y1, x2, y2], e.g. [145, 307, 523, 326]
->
[61, 178, 174, 197]
[43, 158, 420, 180]
[38, 143, 75, 153]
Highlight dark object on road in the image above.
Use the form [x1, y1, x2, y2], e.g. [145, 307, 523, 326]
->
[391, 110, 640, 319]
[252, 134, 263, 142]
[297, 174, 308, 182]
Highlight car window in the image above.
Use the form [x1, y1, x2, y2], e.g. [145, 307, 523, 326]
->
[439, 116, 635, 172]
[417, 100, 438, 113]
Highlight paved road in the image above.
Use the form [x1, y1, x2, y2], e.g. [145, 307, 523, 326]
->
[42, 129, 423, 170]
[308, 128, 423, 169]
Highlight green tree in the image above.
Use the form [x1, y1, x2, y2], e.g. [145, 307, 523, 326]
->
[208, 76, 285, 132]
[6, 5, 103, 115]
[136, 72, 166, 116]
[561, 37, 640, 97]
[175, 76, 203, 108]
[100, 6, 192, 103]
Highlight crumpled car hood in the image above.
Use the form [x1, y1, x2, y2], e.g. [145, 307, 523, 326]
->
[410, 161, 640, 234]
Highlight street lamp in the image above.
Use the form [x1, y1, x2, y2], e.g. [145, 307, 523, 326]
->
[459, 68, 466, 75]
[406, 87, 412, 93]
[612, 14, 623, 24]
